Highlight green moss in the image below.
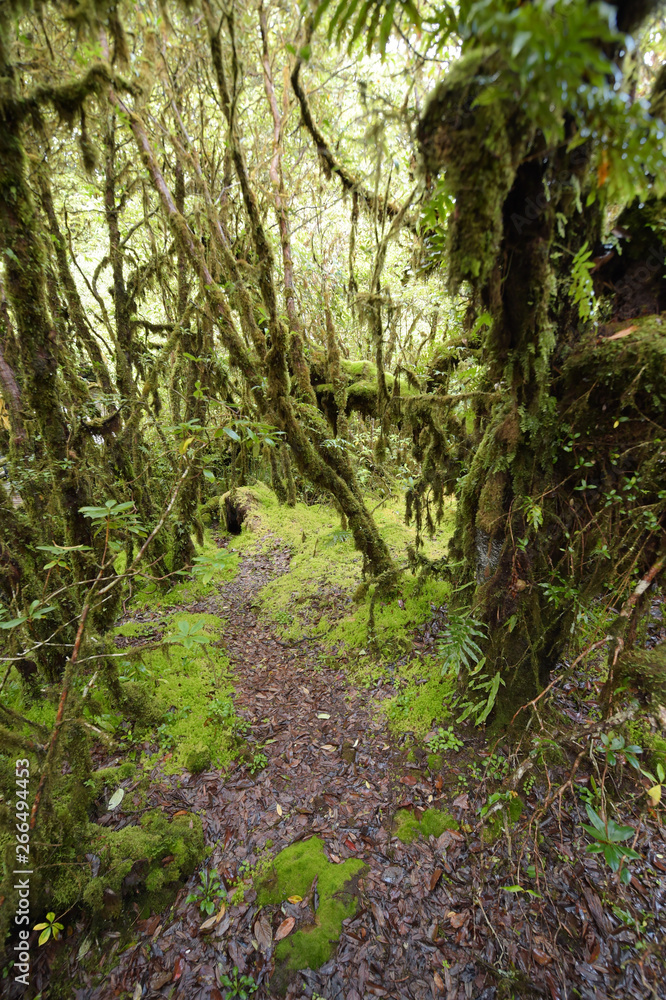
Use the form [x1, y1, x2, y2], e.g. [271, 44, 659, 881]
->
[50, 809, 203, 918]
[113, 620, 165, 637]
[382, 659, 456, 737]
[185, 744, 212, 774]
[427, 752, 443, 771]
[256, 837, 366, 975]
[225, 483, 454, 658]
[111, 612, 240, 776]
[394, 807, 459, 844]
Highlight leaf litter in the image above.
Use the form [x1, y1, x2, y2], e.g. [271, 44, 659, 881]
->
[22, 535, 666, 1000]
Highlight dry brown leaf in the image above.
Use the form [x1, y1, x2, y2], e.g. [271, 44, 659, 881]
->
[274, 916, 295, 941]
[447, 910, 468, 928]
[606, 325, 637, 341]
[433, 970, 444, 991]
[429, 868, 443, 892]
[253, 912, 272, 952]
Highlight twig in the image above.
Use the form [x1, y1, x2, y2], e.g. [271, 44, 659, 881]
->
[510, 638, 610, 727]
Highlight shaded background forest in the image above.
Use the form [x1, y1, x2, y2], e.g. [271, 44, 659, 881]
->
[1, 0, 666, 988]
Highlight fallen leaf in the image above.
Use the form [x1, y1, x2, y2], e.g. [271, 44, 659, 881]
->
[275, 917, 295, 941]
[648, 784, 662, 806]
[132, 983, 141, 1000]
[453, 792, 469, 810]
[447, 910, 468, 929]
[429, 868, 443, 892]
[321, 744, 337, 751]
[108, 787, 124, 811]
[276, 803, 283, 816]
[200, 904, 226, 933]
[172, 955, 185, 981]
[287, 895, 302, 903]
[433, 971, 444, 991]
[150, 971, 171, 990]
[254, 912, 272, 951]
[317, 712, 331, 719]
[606, 324, 637, 341]
[173, 809, 189, 817]
[532, 947, 552, 966]
[77, 938, 92, 960]
[344, 838, 357, 851]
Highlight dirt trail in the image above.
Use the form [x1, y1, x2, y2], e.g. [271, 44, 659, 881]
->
[76, 541, 666, 1000]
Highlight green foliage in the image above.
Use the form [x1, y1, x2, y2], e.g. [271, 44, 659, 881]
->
[166, 617, 212, 652]
[568, 242, 595, 321]
[79, 499, 147, 546]
[315, 0, 423, 55]
[437, 612, 486, 677]
[191, 550, 234, 584]
[582, 805, 640, 884]
[427, 726, 463, 753]
[33, 912, 64, 946]
[219, 967, 258, 1000]
[186, 868, 223, 915]
[248, 751, 268, 774]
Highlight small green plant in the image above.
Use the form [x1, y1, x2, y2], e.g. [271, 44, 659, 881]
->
[568, 241, 595, 320]
[186, 868, 223, 915]
[597, 732, 642, 771]
[156, 722, 177, 750]
[248, 751, 268, 775]
[479, 790, 520, 820]
[167, 618, 211, 652]
[208, 696, 234, 723]
[219, 966, 257, 999]
[191, 551, 234, 583]
[581, 804, 640, 884]
[427, 726, 463, 753]
[34, 912, 64, 945]
[437, 612, 486, 677]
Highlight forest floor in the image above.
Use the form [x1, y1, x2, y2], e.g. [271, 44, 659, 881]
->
[20, 511, 666, 1000]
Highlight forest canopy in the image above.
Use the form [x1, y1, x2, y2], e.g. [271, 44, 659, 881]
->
[0, 0, 665, 995]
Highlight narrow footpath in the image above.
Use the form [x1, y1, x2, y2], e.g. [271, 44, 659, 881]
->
[76, 539, 666, 1000]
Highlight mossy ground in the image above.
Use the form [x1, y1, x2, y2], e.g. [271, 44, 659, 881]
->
[256, 836, 366, 974]
[109, 611, 241, 776]
[393, 807, 459, 844]
[51, 809, 204, 918]
[218, 482, 454, 661]
[131, 534, 239, 609]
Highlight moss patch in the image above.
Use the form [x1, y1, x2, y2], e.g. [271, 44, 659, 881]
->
[394, 807, 459, 844]
[111, 612, 241, 776]
[68, 810, 204, 919]
[220, 482, 454, 660]
[382, 658, 456, 736]
[256, 837, 366, 975]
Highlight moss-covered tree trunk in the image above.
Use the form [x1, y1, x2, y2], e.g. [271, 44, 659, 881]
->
[416, 0, 666, 719]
